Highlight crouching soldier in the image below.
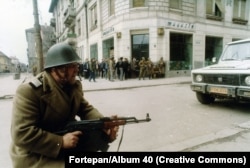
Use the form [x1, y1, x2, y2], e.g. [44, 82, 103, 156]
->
[10, 42, 119, 168]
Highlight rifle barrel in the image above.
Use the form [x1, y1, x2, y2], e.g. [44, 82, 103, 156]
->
[124, 113, 151, 124]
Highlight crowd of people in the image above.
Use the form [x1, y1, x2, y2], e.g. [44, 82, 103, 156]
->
[79, 56, 166, 82]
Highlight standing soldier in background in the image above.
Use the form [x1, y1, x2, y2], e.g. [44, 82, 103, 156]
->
[139, 57, 147, 80]
[146, 58, 154, 79]
[108, 57, 115, 81]
[130, 57, 138, 78]
[158, 57, 166, 78]
[103, 58, 109, 79]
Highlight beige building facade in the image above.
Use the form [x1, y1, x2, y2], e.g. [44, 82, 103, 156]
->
[49, 0, 250, 77]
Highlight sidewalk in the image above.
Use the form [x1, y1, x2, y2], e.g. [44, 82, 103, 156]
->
[0, 73, 191, 98]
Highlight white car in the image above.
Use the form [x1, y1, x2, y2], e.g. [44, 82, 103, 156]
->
[191, 39, 250, 104]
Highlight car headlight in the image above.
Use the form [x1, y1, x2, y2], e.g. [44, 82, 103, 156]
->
[245, 76, 250, 85]
[195, 74, 203, 82]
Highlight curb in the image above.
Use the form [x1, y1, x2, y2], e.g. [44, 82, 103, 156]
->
[155, 121, 250, 151]
[0, 76, 192, 98]
[84, 81, 191, 92]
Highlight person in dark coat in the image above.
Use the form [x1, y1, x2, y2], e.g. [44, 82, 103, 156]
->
[123, 58, 130, 80]
[89, 58, 97, 82]
[83, 58, 90, 79]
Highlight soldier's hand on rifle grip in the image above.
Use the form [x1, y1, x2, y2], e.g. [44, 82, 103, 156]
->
[62, 131, 82, 149]
[106, 125, 119, 142]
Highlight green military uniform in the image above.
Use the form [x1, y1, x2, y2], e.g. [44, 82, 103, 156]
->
[139, 57, 147, 80]
[146, 59, 154, 79]
[158, 57, 165, 77]
[10, 71, 103, 168]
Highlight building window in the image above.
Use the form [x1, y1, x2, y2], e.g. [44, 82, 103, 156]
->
[206, 0, 223, 20]
[233, 0, 246, 19]
[131, 34, 149, 61]
[109, 0, 115, 16]
[77, 19, 81, 36]
[90, 43, 98, 59]
[233, 0, 248, 24]
[169, 0, 182, 9]
[90, 3, 97, 30]
[205, 37, 222, 66]
[170, 33, 193, 70]
[132, 0, 145, 8]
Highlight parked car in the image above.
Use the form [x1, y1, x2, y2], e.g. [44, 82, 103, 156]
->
[191, 39, 250, 104]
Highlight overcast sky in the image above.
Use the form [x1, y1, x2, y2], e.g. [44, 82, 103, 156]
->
[0, 0, 52, 64]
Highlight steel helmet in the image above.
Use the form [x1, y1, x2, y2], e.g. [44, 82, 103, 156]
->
[44, 43, 81, 69]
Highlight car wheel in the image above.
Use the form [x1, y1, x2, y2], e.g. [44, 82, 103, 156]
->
[196, 92, 215, 104]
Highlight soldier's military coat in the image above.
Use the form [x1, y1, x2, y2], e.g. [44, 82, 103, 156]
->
[10, 71, 103, 168]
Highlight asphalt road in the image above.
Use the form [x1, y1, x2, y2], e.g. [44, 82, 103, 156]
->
[1, 83, 250, 167]
[83, 84, 250, 152]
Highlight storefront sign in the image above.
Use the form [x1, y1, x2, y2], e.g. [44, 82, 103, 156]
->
[166, 20, 195, 31]
[102, 27, 114, 36]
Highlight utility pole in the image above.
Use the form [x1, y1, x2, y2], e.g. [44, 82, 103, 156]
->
[32, 0, 44, 73]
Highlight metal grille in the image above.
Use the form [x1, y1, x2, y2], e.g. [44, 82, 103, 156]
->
[203, 74, 240, 85]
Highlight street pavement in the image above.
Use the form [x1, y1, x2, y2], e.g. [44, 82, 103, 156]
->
[1, 72, 250, 154]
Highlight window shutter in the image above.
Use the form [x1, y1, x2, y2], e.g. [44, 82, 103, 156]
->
[206, 0, 213, 14]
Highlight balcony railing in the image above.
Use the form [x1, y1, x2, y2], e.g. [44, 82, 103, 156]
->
[63, 33, 77, 45]
[63, 6, 76, 27]
[232, 18, 248, 25]
[206, 14, 223, 21]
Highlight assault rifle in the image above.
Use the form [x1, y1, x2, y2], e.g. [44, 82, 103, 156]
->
[56, 113, 151, 152]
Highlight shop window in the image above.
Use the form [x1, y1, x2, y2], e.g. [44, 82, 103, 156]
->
[205, 37, 222, 66]
[131, 34, 149, 61]
[109, 0, 115, 16]
[90, 43, 98, 59]
[206, 0, 223, 21]
[90, 3, 97, 30]
[233, 0, 248, 24]
[103, 38, 114, 59]
[169, 0, 182, 9]
[170, 33, 193, 70]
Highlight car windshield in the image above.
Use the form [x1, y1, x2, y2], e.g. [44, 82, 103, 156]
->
[221, 42, 250, 61]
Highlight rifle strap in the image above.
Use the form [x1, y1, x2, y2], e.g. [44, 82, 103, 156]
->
[117, 125, 125, 152]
